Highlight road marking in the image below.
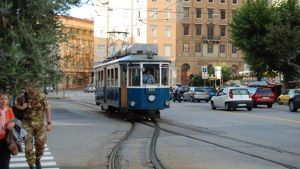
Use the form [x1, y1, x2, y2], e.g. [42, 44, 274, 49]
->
[233, 113, 300, 124]
[10, 144, 59, 169]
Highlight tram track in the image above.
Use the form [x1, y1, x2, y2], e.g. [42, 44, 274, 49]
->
[141, 120, 299, 169]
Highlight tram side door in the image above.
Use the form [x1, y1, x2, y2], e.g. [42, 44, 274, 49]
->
[120, 64, 127, 108]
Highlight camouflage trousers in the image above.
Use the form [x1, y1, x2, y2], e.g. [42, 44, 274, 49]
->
[23, 122, 47, 166]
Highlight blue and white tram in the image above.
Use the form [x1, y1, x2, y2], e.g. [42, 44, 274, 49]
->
[94, 44, 171, 119]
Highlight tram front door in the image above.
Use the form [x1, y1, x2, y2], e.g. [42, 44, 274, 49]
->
[120, 65, 127, 108]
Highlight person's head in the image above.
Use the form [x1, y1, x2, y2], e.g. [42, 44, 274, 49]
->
[0, 94, 9, 108]
[26, 85, 39, 96]
[146, 69, 151, 74]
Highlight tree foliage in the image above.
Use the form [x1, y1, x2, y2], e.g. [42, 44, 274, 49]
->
[231, 0, 300, 83]
[0, 0, 81, 95]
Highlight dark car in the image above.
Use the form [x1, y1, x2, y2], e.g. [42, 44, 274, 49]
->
[202, 87, 217, 100]
[247, 87, 276, 108]
[289, 94, 300, 112]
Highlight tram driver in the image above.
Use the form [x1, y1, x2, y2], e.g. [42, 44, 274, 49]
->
[143, 69, 155, 84]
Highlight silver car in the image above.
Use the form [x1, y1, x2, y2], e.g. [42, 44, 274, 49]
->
[183, 87, 210, 102]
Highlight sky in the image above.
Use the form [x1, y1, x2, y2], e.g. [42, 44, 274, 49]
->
[69, 3, 94, 19]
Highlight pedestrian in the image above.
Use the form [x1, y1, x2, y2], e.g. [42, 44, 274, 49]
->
[0, 94, 15, 169]
[16, 86, 52, 169]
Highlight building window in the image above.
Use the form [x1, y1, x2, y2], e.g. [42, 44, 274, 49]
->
[196, 0, 202, 2]
[195, 43, 201, 52]
[152, 0, 156, 2]
[232, 45, 238, 53]
[166, 0, 170, 2]
[208, 44, 214, 53]
[165, 27, 171, 37]
[164, 44, 171, 57]
[195, 24, 202, 36]
[98, 45, 105, 57]
[165, 9, 171, 19]
[183, 7, 189, 18]
[183, 43, 189, 52]
[232, 0, 237, 4]
[208, 9, 214, 19]
[151, 26, 157, 37]
[151, 8, 157, 19]
[220, 45, 226, 53]
[137, 28, 141, 36]
[196, 8, 201, 18]
[207, 23, 214, 37]
[208, 0, 214, 3]
[220, 25, 226, 36]
[183, 24, 190, 35]
[220, 9, 226, 19]
[220, 0, 226, 3]
[184, 0, 189, 1]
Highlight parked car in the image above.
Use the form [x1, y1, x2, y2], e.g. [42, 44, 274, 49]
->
[247, 87, 276, 108]
[210, 87, 252, 111]
[183, 87, 210, 102]
[288, 94, 300, 112]
[202, 87, 217, 100]
[278, 89, 300, 105]
[84, 84, 95, 93]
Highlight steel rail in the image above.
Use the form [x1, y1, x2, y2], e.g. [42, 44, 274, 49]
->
[150, 120, 166, 169]
[108, 122, 135, 169]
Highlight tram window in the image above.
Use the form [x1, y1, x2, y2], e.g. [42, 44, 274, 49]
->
[100, 70, 104, 86]
[143, 64, 159, 84]
[129, 64, 141, 86]
[162, 64, 169, 86]
[115, 68, 118, 86]
[107, 69, 111, 86]
[111, 69, 114, 86]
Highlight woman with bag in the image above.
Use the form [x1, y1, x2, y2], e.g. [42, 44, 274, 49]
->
[0, 94, 15, 169]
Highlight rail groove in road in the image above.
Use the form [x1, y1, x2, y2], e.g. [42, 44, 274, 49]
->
[142, 121, 299, 169]
[150, 120, 166, 169]
[108, 122, 135, 169]
[10, 144, 59, 169]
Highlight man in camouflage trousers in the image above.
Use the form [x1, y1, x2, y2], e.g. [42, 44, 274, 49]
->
[15, 86, 52, 169]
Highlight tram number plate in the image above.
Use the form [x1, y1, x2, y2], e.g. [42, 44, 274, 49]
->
[148, 88, 155, 92]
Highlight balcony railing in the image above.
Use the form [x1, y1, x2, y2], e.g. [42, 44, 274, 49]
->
[202, 35, 221, 42]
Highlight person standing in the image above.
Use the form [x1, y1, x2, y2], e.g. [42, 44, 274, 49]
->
[15, 86, 52, 169]
[0, 94, 15, 169]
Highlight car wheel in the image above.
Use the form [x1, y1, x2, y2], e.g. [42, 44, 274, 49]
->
[289, 101, 297, 112]
[96, 102, 100, 106]
[211, 101, 216, 110]
[247, 107, 252, 111]
[225, 103, 230, 111]
[278, 99, 283, 105]
[267, 104, 272, 108]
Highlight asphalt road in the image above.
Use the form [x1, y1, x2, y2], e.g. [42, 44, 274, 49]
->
[11, 90, 300, 169]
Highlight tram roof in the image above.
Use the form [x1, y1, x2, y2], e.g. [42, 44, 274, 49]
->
[94, 54, 171, 68]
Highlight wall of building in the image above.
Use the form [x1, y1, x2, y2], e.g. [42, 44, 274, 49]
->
[60, 16, 94, 89]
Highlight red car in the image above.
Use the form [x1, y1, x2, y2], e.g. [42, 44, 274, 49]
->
[247, 87, 276, 108]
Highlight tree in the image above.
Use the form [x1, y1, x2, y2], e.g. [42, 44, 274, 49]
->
[0, 0, 81, 95]
[230, 0, 273, 80]
[265, 0, 300, 87]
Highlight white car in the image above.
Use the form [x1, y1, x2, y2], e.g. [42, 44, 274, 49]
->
[210, 87, 253, 111]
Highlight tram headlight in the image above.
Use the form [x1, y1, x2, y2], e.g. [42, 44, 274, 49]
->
[148, 95, 156, 102]
[165, 100, 170, 106]
[130, 101, 136, 107]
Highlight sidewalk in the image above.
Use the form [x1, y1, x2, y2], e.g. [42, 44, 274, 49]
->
[46, 90, 71, 99]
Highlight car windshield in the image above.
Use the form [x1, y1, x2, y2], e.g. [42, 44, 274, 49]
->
[247, 87, 257, 94]
[257, 88, 273, 94]
[232, 88, 249, 95]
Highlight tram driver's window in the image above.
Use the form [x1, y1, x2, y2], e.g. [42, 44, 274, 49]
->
[143, 64, 159, 84]
[129, 64, 141, 86]
[161, 64, 169, 86]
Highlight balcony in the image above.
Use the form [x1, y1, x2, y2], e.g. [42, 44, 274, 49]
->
[202, 35, 220, 43]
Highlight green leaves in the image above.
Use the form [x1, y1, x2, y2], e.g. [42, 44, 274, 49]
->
[0, 0, 80, 95]
[231, 0, 300, 82]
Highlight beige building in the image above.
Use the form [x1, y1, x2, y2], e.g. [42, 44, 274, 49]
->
[94, 0, 246, 85]
[60, 16, 94, 89]
[175, 0, 245, 85]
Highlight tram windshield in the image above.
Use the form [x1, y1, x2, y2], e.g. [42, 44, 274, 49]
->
[128, 63, 169, 87]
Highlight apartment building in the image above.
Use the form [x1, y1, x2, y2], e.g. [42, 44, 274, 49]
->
[94, 0, 245, 85]
[176, 0, 245, 85]
[60, 16, 94, 89]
